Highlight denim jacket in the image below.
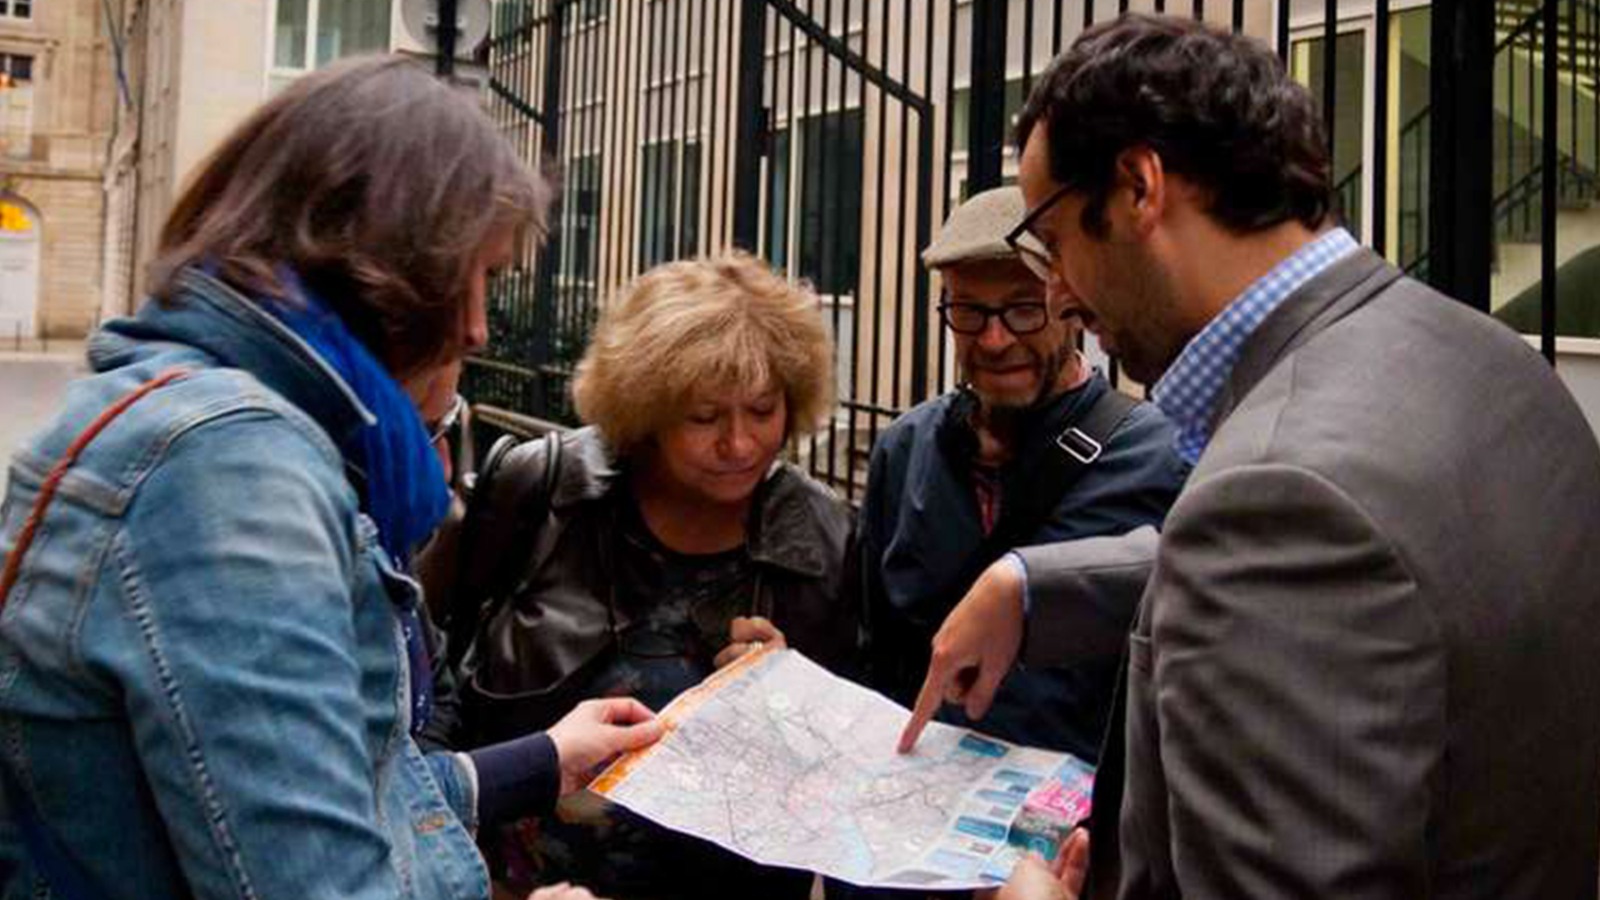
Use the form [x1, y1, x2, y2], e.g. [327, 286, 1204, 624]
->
[0, 270, 489, 899]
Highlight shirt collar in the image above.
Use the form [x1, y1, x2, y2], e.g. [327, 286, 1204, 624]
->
[1151, 227, 1359, 464]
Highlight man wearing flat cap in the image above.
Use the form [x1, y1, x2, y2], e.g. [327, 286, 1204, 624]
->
[856, 186, 1187, 766]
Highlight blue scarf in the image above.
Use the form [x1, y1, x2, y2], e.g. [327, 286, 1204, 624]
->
[263, 271, 450, 733]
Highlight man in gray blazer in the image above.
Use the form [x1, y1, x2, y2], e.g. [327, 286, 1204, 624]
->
[900, 14, 1600, 900]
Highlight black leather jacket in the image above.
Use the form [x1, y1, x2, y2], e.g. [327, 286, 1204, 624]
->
[460, 426, 858, 741]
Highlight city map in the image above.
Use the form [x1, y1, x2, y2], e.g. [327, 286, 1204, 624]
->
[590, 647, 1094, 890]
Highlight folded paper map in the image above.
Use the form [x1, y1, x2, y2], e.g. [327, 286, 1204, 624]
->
[590, 646, 1094, 890]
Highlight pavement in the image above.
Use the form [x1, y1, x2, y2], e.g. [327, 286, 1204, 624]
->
[0, 348, 87, 460]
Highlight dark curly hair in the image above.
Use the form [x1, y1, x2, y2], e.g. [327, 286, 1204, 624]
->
[1014, 14, 1331, 238]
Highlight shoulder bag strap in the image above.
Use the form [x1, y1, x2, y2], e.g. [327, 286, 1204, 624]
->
[446, 429, 562, 669]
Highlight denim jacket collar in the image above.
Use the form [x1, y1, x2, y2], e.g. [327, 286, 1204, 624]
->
[91, 268, 377, 454]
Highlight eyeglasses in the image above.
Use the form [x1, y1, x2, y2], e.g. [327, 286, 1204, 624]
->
[425, 393, 465, 445]
[939, 301, 1051, 336]
[1005, 183, 1075, 282]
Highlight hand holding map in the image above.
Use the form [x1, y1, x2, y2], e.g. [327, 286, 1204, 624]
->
[590, 646, 1094, 891]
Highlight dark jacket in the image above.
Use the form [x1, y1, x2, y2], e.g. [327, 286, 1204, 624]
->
[460, 426, 858, 743]
[859, 371, 1186, 760]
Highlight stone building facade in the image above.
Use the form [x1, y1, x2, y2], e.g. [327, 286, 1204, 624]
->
[0, 0, 115, 342]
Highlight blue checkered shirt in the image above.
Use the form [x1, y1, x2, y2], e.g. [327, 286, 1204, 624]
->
[1152, 227, 1359, 464]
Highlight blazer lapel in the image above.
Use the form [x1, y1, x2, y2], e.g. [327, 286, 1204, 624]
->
[1210, 248, 1402, 433]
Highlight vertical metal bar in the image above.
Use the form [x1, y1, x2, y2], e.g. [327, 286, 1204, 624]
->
[1272, 0, 1284, 60]
[708, 0, 725, 250]
[644, 0, 662, 266]
[1528, 26, 1535, 236]
[1084, 0, 1094, 31]
[1119, 0, 1129, 15]
[1239, 0, 1249, 38]
[870, 0, 889, 446]
[910, 4, 932, 404]
[691, 0, 706, 256]
[585, 3, 604, 343]
[1054, 0, 1065, 57]
[732, 0, 767, 250]
[786, 0, 800, 267]
[1155, 0, 1165, 14]
[1195, 0, 1204, 23]
[1372, 0, 1389, 257]
[598, 0, 618, 297]
[1508, 23, 1515, 201]
[1543, 0, 1560, 362]
[1323, 0, 1337, 167]
[943, 0, 957, 219]
[931, 0, 948, 402]
[438, 0, 458, 76]
[668, 0, 683, 260]
[1429, 0, 1493, 311]
[532, 0, 566, 416]
[713, 0, 732, 246]
[627, 0, 646, 283]
[818, 0, 837, 484]
[1571, 0, 1580, 204]
[896, 0, 912, 407]
[1023, 0, 1036, 98]
[969, 0, 1008, 192]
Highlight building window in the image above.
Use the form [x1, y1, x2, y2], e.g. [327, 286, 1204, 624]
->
[270, 0, 390, 92]
[639, 139, 701, 269]
[0, 53, 34, 159]
[0, 1, 32, 21]
[797, 109, 864, 297]
[560, 155, 601, 284]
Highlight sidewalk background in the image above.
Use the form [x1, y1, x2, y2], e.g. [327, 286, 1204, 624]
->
[1, 345, 86, 460]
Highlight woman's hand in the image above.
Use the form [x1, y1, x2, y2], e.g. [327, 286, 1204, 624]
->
[527, 883, 603, 900]
[713, 616, 787, 669]
[545, 698, 665, 795]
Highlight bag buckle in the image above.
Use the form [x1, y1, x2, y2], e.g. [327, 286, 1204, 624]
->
[1055, 426, 1103, 464]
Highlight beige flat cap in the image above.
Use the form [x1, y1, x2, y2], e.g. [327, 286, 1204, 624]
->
[922, 185, 1029, 269]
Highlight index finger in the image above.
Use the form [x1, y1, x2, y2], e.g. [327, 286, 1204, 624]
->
[897, 662, 947, 754]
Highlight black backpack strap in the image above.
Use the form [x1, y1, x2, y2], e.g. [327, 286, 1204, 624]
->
[445, 430, 562, 669]
[986, 386, 1140, 554]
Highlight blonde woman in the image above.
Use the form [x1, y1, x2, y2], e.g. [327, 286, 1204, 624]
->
[458, 252, 854, 899]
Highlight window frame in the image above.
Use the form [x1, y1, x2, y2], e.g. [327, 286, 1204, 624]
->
[266, 0, 392, 93]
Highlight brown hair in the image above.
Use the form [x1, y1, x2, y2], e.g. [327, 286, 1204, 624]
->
[150, 55, 551, 376]
[572, 252, 836, 455]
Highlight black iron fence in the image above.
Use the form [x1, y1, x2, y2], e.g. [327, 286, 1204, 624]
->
[466, 0, 1584, 500]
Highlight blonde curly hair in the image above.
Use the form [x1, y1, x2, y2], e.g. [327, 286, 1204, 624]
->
[572, 252, 836, 454]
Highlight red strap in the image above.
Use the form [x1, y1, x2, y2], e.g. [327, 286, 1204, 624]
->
[0, 367, 189, 608]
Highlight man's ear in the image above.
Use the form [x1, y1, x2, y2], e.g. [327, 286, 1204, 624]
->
[1115, 145, 1166, 237]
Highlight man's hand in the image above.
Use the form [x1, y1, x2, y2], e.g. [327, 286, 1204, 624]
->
[713, 616, 787, 669]
[990, 829, 1089, 900]
[546, 698, 664, 795]
[898, 557, 1026, 753]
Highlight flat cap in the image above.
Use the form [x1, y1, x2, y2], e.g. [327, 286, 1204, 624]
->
[922, 186, 1028, 269]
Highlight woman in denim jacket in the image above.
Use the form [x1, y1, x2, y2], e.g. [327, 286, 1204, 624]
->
[0, 56, 658, 900]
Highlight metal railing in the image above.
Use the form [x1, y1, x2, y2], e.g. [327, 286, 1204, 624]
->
[468, 0, 1584, 497]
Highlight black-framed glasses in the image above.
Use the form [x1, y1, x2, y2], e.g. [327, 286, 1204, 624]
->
[1005, 183, 1075, 282]
[939, 301, 1051, 336]
[425, 393, 465, 445]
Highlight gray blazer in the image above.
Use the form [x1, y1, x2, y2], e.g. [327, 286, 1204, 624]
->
[1025, 249, 1600, 899]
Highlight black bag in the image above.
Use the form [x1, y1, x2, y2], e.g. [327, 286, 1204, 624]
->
[443, 431, 563, 671]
